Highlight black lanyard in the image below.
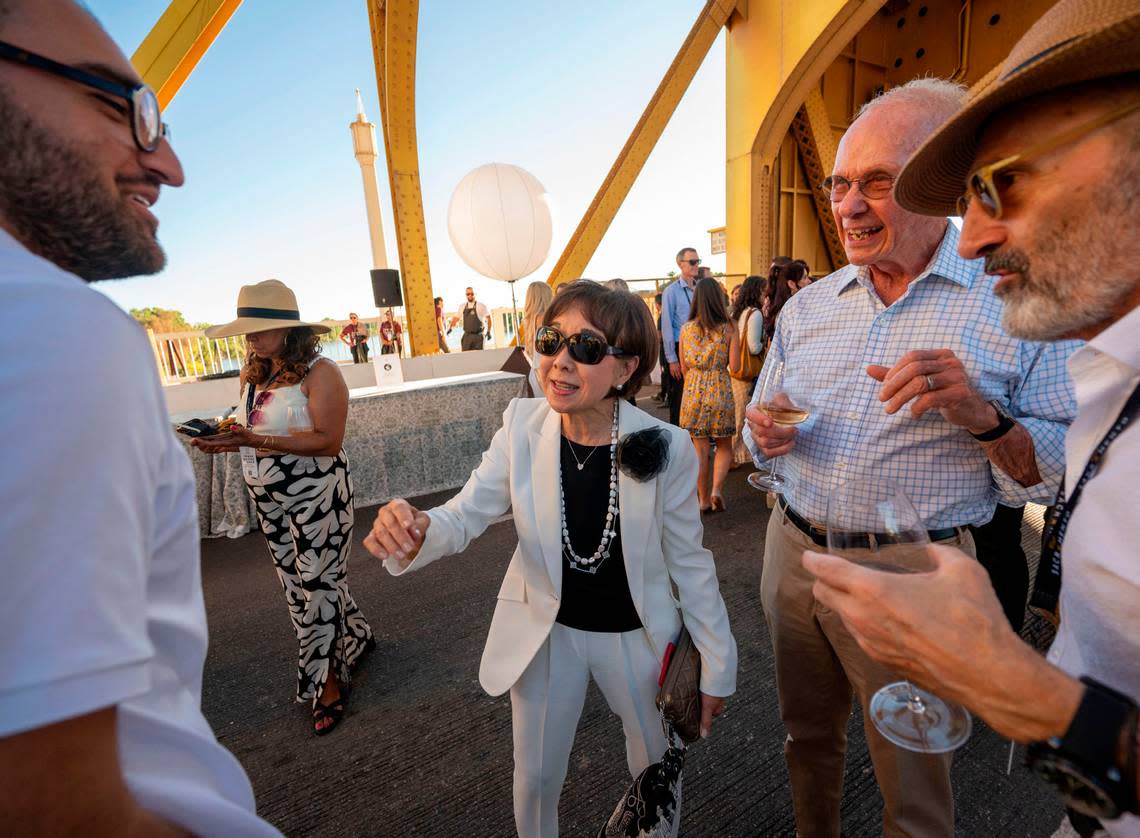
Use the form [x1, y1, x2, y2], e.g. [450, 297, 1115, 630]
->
[1031, 380, 1140, 616]
[245, 368, 284, 421]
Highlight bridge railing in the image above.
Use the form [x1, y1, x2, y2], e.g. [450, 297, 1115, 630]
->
[148, 316, 397, 384]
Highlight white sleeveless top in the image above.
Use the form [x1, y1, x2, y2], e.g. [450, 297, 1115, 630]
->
[239, 358, 326, 435]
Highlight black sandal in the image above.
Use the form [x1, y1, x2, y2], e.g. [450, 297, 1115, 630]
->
[312, 695, 346, 736]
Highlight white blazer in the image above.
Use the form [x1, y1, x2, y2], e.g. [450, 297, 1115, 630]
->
[385, 398, 738, 699]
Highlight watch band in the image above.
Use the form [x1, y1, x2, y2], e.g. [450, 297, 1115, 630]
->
[1059, 678, 1136, 776]
[1028, 676, 1140, 818]
[970, 399, 1015, 441]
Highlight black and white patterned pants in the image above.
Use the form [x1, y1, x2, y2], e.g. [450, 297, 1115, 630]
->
[245, 450, 373, 704]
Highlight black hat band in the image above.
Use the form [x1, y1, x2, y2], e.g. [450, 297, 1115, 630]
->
[236, 307, 300, 320]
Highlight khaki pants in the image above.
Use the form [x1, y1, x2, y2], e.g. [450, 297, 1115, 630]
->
[761, 504, 975, 838]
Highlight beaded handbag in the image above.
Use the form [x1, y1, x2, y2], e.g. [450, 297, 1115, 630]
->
[655, 625, 702, 744]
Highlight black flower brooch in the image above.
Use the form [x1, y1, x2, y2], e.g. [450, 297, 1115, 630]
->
[616, 428, 670, 482]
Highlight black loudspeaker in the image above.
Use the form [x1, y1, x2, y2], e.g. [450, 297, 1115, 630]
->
[370, 269, 403, 307]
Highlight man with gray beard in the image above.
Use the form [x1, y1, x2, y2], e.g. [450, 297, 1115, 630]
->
[0, 1, 278, 834]
[805, 1, 1140, 835]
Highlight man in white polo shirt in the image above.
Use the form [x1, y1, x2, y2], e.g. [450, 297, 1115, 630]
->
[0, 1, 278, 834]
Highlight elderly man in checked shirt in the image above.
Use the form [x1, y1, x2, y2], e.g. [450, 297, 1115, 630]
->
[744, 78, 1078, 838]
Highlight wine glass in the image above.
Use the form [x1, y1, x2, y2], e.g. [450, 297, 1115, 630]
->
[286, 405, 313, 434]
[826, 479, 972, 753]
[747, 359, 811, 494]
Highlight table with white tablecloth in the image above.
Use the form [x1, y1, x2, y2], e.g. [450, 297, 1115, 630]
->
[178, 371, 526, 538]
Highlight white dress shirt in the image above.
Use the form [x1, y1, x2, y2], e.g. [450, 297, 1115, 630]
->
[1047, 305, 1140, 838]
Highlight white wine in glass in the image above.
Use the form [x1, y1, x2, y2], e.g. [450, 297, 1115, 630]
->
[747, 359, 811, 494]
[826, 479, 972, 753]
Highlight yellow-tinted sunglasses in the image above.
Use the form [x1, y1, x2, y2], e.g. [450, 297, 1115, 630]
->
[958, 99, 1140, 219]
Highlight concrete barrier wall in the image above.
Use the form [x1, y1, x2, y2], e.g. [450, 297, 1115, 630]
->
[162, 347, 518, 416]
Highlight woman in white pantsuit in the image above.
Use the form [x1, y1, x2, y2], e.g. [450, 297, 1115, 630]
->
[366, 282, 737, 837]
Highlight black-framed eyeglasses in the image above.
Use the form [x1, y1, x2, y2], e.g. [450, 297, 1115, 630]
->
[683, 258, 701, 266]
[534, 326, 630, 365]
[0, 40, 169, 152]
[820, 172, 895, 202]
[957, 99, 1140, 220]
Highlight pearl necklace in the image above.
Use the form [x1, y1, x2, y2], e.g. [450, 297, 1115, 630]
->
[560, 401, 620, 574]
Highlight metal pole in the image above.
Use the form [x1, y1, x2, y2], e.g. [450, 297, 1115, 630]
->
[509, 279, 519, 346]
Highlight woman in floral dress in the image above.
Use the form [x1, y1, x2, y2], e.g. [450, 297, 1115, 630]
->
[679, 278, 740, 512]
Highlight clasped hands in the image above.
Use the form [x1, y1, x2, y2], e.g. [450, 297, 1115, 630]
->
[363, 500, 730, 737]
[746, 348, 997, 457]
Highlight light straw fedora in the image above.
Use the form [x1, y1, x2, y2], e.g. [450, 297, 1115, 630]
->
[204, 279, 331, 338]
[895, 0, 1140, 217]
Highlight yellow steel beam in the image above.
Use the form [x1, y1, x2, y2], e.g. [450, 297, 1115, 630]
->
[131, 0, 242, 109]
[546, 0, 738, 288]
[790, 89, 845, 270]
[725, 0, 878, 278]
[365, 0, 437, 356]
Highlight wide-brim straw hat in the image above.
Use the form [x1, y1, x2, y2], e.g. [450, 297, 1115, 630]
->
[204, 279, 331, 338]
[895, 0, 1140, 217]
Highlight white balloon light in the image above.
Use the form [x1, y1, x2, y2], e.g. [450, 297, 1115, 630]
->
[447, 163, 553, 282]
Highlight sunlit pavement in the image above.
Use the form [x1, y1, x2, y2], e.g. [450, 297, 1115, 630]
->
[199, 395, 1062, 837]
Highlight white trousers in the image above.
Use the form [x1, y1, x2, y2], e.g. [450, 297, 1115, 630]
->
[509, 623, 667, 838]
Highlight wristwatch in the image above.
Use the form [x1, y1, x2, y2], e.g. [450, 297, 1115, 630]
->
[970, 399, 1016, 441]
[1027, 676, 1140, 819]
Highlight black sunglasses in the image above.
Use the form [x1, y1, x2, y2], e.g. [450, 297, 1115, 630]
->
[683, 258, 701, 266]
[534, 326, 630, 365]
[0, 40, 169, 152]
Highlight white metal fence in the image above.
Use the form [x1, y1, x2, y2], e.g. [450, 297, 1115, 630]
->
[147, 279, 748, 384]
[147, 317, 397, 384]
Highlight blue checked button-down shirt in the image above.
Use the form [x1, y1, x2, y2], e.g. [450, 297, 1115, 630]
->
[660, 277, 695, 364]
[744, 224, 1079, 529]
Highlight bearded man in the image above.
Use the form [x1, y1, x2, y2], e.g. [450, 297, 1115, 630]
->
[0, 1, 278, 834]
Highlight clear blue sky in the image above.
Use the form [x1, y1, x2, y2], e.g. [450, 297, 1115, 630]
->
[87, 1, 727, 324]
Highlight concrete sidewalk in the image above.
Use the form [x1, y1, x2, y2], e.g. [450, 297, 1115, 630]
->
[199, 399, 1062, 837]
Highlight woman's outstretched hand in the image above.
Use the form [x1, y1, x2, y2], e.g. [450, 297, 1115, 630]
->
[364, 498, 431, 565]
[700, 693, 726, 739]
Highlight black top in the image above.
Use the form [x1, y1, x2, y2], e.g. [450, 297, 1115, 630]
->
[555, 436, 642, 632]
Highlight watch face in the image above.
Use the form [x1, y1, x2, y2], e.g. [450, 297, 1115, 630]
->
[1032, 756, 1120, 819]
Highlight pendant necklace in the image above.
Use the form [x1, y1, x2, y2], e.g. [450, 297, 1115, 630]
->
[565, 437, 600, 471]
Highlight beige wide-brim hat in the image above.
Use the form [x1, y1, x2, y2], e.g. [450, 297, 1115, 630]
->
[895, 0, 1140, 217]
[204, 279, 331, 338]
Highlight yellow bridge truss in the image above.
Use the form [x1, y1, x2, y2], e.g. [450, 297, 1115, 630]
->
[132, 0, 1056, 355]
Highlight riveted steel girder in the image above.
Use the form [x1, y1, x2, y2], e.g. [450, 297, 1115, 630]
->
[365, 0, 437, 356]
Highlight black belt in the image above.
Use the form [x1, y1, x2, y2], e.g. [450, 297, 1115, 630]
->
[776, 496, 965, 549]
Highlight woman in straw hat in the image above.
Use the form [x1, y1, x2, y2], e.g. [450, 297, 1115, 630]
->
[193, 279, 374, 736]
